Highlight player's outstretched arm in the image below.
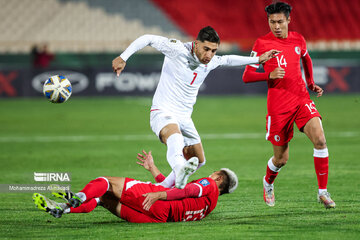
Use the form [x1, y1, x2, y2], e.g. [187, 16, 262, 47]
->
[142, 184, 201, 210]
[113, 34, 182, 77]
[137, 150, 163, 180]
[258, 49, 281, 64]
[112, 34, 160, 77]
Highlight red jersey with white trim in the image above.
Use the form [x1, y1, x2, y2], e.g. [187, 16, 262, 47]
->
[169, 177, 219, 222]
[250, 32, 310, 114]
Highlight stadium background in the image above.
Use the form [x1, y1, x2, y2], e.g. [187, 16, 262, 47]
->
[0, 0, 359, 97]
[0, 0, 359, 239]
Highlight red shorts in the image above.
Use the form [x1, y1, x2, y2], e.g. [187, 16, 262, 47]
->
[119, 178, 171, 223]
[266, 100, 322, 146]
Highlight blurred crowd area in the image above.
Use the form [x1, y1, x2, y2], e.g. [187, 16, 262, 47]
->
[0, 0, 358, 97]
[0, 0, 359, 54]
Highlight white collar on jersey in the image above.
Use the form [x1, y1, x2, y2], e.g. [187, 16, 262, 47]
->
[189, 41, 206, 70]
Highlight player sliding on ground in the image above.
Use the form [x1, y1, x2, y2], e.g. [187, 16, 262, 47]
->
[112, 26, 279, 189]
[33, 150, 238, 222]
[242, 2, 335, 209]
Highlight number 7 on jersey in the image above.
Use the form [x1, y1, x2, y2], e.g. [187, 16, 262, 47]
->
[190, 72, 198, 85]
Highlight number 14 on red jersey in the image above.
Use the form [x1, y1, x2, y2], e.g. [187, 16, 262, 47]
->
[276, 55, 287, 68]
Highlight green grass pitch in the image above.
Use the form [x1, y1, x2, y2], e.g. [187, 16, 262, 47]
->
[0, 94, 359, 239]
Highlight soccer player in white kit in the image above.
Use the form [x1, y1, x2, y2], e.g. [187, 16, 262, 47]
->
[113, 26, 279, 189]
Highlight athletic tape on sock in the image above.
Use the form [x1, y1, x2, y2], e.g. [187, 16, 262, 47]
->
[268, 157, 281, 172]
[76, 192, 87, 202]
[313, 148, 329, 158]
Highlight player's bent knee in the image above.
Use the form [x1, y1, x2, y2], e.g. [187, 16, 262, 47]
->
[274, 156, 288, 167]
[313, 136, 327, 149]
[103, 176, 125, 198]
[183, 144, 205, 162]
[159, 124, 181, 144]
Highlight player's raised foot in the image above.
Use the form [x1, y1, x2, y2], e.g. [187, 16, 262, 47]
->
[32, 193, 64, 218]
[263, 176, 275, 207]
[317, 191, 336, 209]
[175, 157, 199, 189]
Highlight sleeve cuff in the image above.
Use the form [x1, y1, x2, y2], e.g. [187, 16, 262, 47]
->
[155, 173, 166, 183]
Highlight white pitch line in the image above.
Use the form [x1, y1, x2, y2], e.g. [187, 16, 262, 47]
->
[0, 132, 358, 143]
[0, 135, 156, 143]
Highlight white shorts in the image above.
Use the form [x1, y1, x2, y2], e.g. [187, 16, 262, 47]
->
[150, 110, 201, 146]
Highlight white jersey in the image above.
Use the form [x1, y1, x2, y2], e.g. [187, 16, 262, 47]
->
[120, 35, 259, 117]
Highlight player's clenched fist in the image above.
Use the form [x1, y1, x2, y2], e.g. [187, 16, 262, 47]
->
[308, 83, 324, 97]
[112, 56, 126, 76]
[269, 67, 285, 79]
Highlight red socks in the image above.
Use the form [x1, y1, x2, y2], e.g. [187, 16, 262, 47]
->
[79, 177, 109, 201]
[265, 157, 281, 184]
[265, 165, 279, 184]
[314, 148, 329, 190]
[68, 177, 109, 214]
[70, 198, 98, 213]
[265, 148, 329, 190]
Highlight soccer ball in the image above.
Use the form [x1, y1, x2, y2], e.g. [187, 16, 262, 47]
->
[43, 75, 72, 103]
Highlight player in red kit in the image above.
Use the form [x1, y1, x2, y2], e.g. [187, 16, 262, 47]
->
[33, 150, 238, 222]
[242, 2, 335, 209]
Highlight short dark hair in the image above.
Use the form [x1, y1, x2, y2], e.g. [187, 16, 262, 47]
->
[197, 26, 220, 44]
[218, 170, 230, 195]
[265, 1, 292, 19]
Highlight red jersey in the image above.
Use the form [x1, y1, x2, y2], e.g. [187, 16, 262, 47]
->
[120, 177, 219, 223]
[169, 177, 219, 222]
[247, 31, 313, 114]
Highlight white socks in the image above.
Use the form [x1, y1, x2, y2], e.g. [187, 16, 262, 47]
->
[163, 133, 206, 188]
[318, 189, 327, 194]
[166, 133, 186, 169]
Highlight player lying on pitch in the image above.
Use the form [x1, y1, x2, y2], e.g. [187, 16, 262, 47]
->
[33, 150, 238, 223]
